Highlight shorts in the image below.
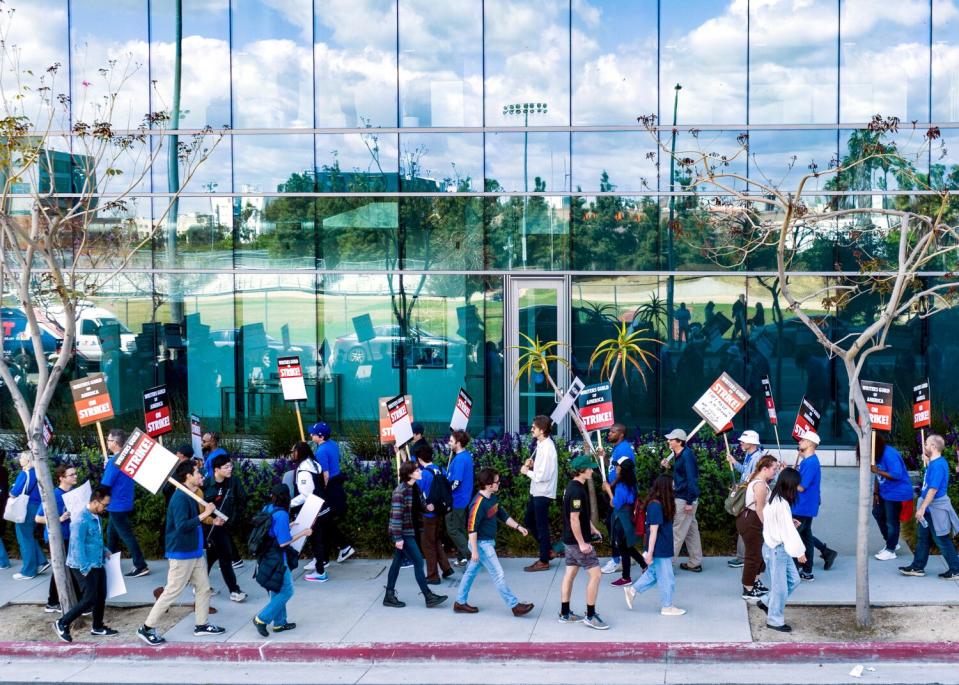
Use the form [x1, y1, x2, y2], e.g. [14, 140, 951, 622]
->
[564, 543, 600, 569]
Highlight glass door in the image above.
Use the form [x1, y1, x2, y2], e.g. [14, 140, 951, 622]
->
[506, 277, 569, 435]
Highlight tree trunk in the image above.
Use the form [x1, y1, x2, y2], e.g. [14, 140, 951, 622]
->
[30, 437, 76, 611]
[847, 365, 872, 628]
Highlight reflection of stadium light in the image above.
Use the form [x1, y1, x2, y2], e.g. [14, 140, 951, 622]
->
[502, 101, 549, 269]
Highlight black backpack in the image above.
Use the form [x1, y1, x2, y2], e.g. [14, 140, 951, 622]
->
[425, 465, 453, 516]
[247, 510, 275, 559]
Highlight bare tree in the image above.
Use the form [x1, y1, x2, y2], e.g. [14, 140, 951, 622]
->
[640, 113, 959, 628]
[0, 3, 223, 610]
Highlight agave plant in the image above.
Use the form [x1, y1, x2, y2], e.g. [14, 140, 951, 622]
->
[589, 322, 662, 388]
[512, 332, 569, 389]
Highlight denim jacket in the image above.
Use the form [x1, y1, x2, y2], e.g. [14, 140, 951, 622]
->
[66, 507, 106, 575]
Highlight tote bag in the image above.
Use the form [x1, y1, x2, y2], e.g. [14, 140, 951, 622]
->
[3, 493, 28, 523]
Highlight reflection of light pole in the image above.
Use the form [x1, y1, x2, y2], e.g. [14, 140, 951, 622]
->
[666, 84, 681, 347]
[203, 181, 218, 249]
[503, 102, 548, 269]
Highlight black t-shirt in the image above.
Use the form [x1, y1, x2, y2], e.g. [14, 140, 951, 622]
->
[562, 479, 590, 545]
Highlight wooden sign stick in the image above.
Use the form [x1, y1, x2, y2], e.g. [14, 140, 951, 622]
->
[294, 401, 305, 442]
[95, 422, 108, 459]
[871, 428, 876, 467]
[723, 433, 735, 476]
[166, 477, 227, 521]
[772, 424, 784, 462]
[595, 431, 607, 483]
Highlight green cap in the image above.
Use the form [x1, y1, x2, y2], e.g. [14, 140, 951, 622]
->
[570, 454, 599, 471]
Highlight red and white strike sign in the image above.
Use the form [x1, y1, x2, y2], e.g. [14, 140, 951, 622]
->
[860, 380, 893, 432]
[277, 356, 307, 402]
[692, 372, 751, 433]
[70, 373, 115, 427]
[386, 394, 414, 447]
[42, 415, 53, 446]
[578, 382, 615, 431]
[116, 428, 181, 496]
[450, 388, 473, 432]
[379, 395, 413, 444]
[143, 385, 172, 438]
[913, 380, 931, 429]
[791, 396, 822, 441]
[761, 375, 778, 425]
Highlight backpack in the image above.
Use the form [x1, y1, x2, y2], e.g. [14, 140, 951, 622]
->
[247, 509, 275, 559]
[632, 499, 647, 537]
[425, 465, 453, 516]
[724, 482, 748, 517]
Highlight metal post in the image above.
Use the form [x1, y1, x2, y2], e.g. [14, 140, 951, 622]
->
[666, 84, 681, 348]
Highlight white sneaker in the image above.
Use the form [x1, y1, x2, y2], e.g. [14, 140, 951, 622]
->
[336, 546, 355, 563]
[661, 606, 687, 616]
[12, 573, 36, 581]
[601, 559, 621, 575]
[229, 591, 247, 602]
[623, 586, 636, 610]
[876, 543, 902, 554]
[874, 548, 897, 561]
[303, 560, 317, 572]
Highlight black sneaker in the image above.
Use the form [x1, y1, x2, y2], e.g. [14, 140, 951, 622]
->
[898, 566, 925, 577]
[273, 622, 296, 633]
[938, 570, 958, 580]
[822, 548, 838, 571]
[232, 559, 245, 569]
[126, 566, 150, 578]
[727, 558, 744, 569]
[767, 623, 792, 633]
[442, 568, 455, 579]
[52, 619, 71, 643]
[137, 625, 166, 646]
[90, 626, 119, 637]
[43, 603, 61, 613]
[754, 579, 769, 594]
[193, 623, 226, 636]
[742, 586, 767, 601]
[252, 617, 269, 637]
[799, 571, 815, 581]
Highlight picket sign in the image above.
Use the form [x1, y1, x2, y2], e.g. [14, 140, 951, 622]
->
[913, 380, 931, 448]
[277, 356, 307, 441]
[761, 374, 784, 458]
[190, 414, 203, 457]
[70, 374, 114, 459]
[143, 385, 173, 446]
[386, 394, 414, 483]
[450, 388, 473, 432]
[860, 380, 893, 466]
[666, 373, 750, 465]
[577, 382, 615, 482]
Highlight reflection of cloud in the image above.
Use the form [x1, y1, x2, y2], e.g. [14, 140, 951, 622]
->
[234, 39, 313, 128]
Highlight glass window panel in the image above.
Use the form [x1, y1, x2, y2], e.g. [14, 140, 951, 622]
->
[485, 132, 570, 193]
[399, 0, 481, 127]
[316, 133, 400, 190]
[71, 197, 153, 270]
[484, 195, 570, 271]
[662, 130, 748, 193]
[1, 0, 69, 118]
[749, 0, 838, 124]
[837, 129, 930, 193]
[318, 198, 400, 270]
[660, 1, 746, 124]
[932, 0, 959, 121]
[233, 0, 313, 128]
[840, 1, 930, 123]
[748, 130, 839, 191]
[484, 0, 570, 126]
[150, 135, 232, 194]
[572, 0, 657, 125]
[401, 196, 484, 270]
[153, 196, 233, 269]
[399, 133, 482, 192]
[572, 132, 657, 193]
[315, 0, 397, 127]
[571, 196, 660, 271]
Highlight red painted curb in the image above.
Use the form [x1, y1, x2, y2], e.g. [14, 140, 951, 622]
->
[0, 640, 954, 663]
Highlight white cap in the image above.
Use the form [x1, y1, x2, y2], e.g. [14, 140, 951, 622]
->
[738, 430, 760, 445]
[801, 431, 821, 446]
[665, 428, 687, 442]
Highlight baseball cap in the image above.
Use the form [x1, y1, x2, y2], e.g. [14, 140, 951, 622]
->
[664, 428, 687, 442]
[801, 431, 821, 445]
[738, 430, 760, 445]
[570, 454, 599, 471]
[411, 421, 425, 435]
[176, 445, 194, 458]
[308, 421, 332, 438]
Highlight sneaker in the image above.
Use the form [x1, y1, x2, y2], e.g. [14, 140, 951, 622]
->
[742, 586, 767, 602]
[336, 546, 355, 563]
[232, 559, 245, 569]
[12, 573, 36, 581]
[193, 623, 226, 636]
[442, 568, 455, 579]
[898, 566, 925, 577]
[624, 586, 636, 610]
[273, 622, 296, 632]
[126, 566, 150, 578]
[82, 611, 92, 617]
[582, 614, 609, 630]
[455, 558, 468, 568]
[137, 625, 166, 646]
[401, 559, 414, 570]
[822, 548, 838, 570]
[611, 577, 633, 587]
[679, 563, 703, 573]
[877, 543, 902, 555]
[558, 611, 584, 624]
[37, 562, 51, 574]
[766, 623, 792, 633]
[303, 560, 317, 572]
[661, 606, 687, 616]
[727, 558, 744, 568]
[754, 579, 769, 593]
[938, 570, 958, 580]
[305, 572, 329, 583]
[874, 548, 897, 561]
[229, 591, 247, 602]
[600, 559, 622, 575]
[252, 617, 268, 637]
[43, 603, 61, 613]
[90, 626, 119, 637]
[799, 571, 815, 581]
[52, 619, 71, 643]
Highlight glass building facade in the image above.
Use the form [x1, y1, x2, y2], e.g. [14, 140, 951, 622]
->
[5, 0, 959, 444]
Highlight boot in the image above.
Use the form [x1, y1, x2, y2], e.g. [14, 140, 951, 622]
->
[424, 590, 448, 608]
[383, 589, 405, 608]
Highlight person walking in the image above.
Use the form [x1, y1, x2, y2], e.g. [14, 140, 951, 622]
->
[137, 461, 225, 646]
[203, 454, 246, 601]
[871, 433, 912, 561]
[445, 430, 474, 567]
[382, 461, 448, 609]
[52, 486, 118, 642]
[793, 431, 837, 580]
[737, 455, 778, 602]
[290, 441, 329, 583]
[758, 467, 807, 632]
[454, 467, 534, 616]
[727, 430, 763, 569]
[309, 422, 355, 564]
[102, 429, 149, 578]
[661, 429, 703, 572]
[558, 455, 609, 630]
[521, 415, 557, 572]
[10, 451, 47, 580]
[415, 443, 454, 585]
[600, 423, 633, 575]
[36, 464, 82, 612]
[252, 485, 312, 636]
[899, 434, 959, 579]
[201, 431, 227, 480]
[603, 457, 646, 586]
[624, 474, 685, 616]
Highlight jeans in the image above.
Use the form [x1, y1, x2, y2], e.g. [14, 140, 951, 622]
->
[61, 567, 106, 630]
[257, 567, 293, 627]
[105, 510, 146, 570]
[15, 501, 47, 576]
[872, 498, 904, 552]
[763, 543, 800, 627]
[0, 537, 10, 567]
[445, 509, 470, 561]
[794, 515, 828, 573]
[206, 526, 240, 593]
[456, 540, 518, 608]
[910, 510, 959, 573]
[386, 535, 430, 595]
[524, 496, 552, 563]
[632, 556, 674, 608]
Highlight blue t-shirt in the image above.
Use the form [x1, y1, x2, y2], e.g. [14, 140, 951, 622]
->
[268, 506, 292, 545]
[608, 441, 634, 483]
[10, 469, 42, 505]
[793, 454, 822, 518]
[447, 449, 474, 510]
[876, 446, 913, 502]
[921, 457, 949, 501]
[37, 487, 69, 542]
[204, 447, 227, 480]
[644, 500, 674, 558]
[315, 440, 341, 479]
[101, 457, 135, 512]
[612, 481, 636, 509]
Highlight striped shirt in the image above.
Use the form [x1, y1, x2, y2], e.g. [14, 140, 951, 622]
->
[466, 492, 509, 541]
[388, 482, 415, 541]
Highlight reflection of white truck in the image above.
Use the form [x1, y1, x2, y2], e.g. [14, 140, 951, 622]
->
[47, 304, 137, 364]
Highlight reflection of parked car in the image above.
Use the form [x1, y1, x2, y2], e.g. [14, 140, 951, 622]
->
[331, 325, 463, 372]
[0, 307, 61, 369]
[210, 328, 316, 377]
[47, 304, 136, 364]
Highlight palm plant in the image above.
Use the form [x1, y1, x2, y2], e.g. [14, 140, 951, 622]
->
[512, 332, 569, 391]
[589, 322, 662, 388]
[632, 294, 668, 332]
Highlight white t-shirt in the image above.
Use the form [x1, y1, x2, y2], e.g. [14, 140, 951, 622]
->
[527, 437, 558, 499]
